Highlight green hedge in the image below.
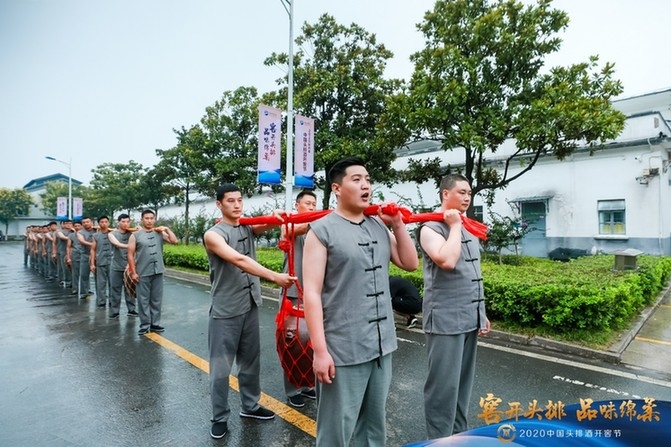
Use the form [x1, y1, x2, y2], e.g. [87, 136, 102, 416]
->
[163, 244, 671, 335]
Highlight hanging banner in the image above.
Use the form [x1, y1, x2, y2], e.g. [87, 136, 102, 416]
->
[257, 104, 282, 185]
[72, 197, 83, 221]
[56, 197, 67, 220]
[294, 115, 314, 188]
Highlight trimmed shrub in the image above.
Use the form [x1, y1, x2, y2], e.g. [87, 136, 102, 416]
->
[163, 244, 671, 336]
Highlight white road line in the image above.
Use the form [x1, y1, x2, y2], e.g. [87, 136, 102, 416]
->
[479, 341, 671, 389]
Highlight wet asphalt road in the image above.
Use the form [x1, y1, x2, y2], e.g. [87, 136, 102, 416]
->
[2, 240, 671, 447]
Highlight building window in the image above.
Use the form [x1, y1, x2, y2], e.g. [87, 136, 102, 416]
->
[472, 205, 484, 222]
[598, 199, 626, 235]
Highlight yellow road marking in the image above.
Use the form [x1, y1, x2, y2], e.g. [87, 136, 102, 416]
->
[145, 332, 316, 437]
[635, 336, 671, 346]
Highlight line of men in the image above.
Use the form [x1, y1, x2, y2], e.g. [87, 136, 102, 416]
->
[23, 157, 486, 445]
[24, 215, 140, 318]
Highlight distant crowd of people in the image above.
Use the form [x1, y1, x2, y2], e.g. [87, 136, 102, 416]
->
[23, 210, 177, 330]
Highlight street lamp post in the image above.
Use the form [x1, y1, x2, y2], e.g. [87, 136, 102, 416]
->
[281, 0, 295, 211]
[45, 156, 72, 220]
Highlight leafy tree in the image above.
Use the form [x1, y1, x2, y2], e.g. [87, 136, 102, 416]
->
[483, 210, 532, 263]
[164, 211, 216, 244]
[380, 0, 626, 208]
[39, 182, 89, 218]
[155, 125, 209, 244]
[264, 14, 402, 208]
[0, 188, 34, 234]
[88, 161, 146, 218]
[137, 166, 182, 220]
[196, 87, 263, 198]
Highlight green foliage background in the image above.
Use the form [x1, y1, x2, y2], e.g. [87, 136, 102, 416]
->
[163, 244, 671, 342]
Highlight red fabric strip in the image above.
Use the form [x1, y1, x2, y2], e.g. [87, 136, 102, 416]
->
[237, 203, 488, 240]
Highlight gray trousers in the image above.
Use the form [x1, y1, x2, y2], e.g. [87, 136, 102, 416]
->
[46, 252, 57, 278]
[95, 264, 111, 306]
[424, 330, 479, 439]
[316, 354, 392, 447]
[78, 254, 92, 295]
[109, 269, 136, 314]
[57, 252, 71, 283]
[135, 273, 163, 330]
[209, 305, 261, 423]
[70, 256, 80, 293]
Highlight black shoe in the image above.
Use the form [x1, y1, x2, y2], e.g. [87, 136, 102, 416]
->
[97, 304, 106, 308]
[79, 295, 88, 300]
[239, 406, 275, 420]
[110, 313, 119, 319]
[150, 325, 165, 333]
[287, 394, 305, 408]
[210, 421, 228, 439]
[407, 316, 418, 329]
[301, 389, 317, 400]
[127, 310, 139, 317]
[138, 328, 150, 335]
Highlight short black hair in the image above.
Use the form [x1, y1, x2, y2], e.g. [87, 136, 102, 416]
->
[439, 174, 470, 200]
[296, 189, 317, 203]
[328, 156, 366, 185]
[117, 213, 130, 222]
[97, 215, 109, 222]
[216, 183, 241, 201]
[141, 209, 155, 218]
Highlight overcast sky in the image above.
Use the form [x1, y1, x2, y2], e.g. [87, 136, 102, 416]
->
[1, 0, 669, 189]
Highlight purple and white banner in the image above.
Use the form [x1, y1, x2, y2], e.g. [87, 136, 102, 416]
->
[56, 197, 67, 220]
[257, 104, 282, 185]
[294, 115, 314, 188]
[73, 197, 83, 221]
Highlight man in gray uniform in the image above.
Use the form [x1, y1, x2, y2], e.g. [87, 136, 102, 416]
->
[279, 189, 318, 408]
[417, 173, 490, 439]
[90, 215, 113, 308]
[302, 157, 418, 447]
[127, 209, 178, 335]
[203, 183, 296, 440]
[67, 221, 83, 296]
[45, 221, 58, 281]
[76, 216, 95, 299]
[56, 220, 73, 287]
[108, 214, 137, 319]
